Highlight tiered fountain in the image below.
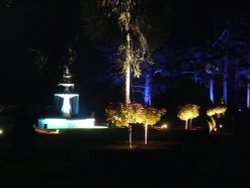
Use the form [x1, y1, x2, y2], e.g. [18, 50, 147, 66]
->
[37, 65, 107, 129]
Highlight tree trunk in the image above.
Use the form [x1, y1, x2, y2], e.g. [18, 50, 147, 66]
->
[247, 81, 250, 109]
[223, 52, 228, 105]
[189, 118, 192, 129]
[125, 65, 131, 105]
[128, 125, 133, 149]
[144, 74, 151, 105]
[210, 77, 214, 104]
[185, 120, 188, 130]
[124, 27, 131, 105]
[144, 124, 148, 144]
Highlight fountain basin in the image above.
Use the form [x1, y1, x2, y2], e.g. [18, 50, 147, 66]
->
[37, 118, 107, 129]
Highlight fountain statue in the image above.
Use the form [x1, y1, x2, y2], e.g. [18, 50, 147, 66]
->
[37, 65, 107, 129]
[54, 65, 79, 118]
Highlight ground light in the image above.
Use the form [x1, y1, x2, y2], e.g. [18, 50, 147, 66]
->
[161, 124, 168, 129]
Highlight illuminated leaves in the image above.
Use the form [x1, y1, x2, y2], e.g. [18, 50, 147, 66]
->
[177, 104, 200, 130]
[105, 103, 142, 127]
[214, 105, 227, 115]
[140, 106, 166, 126]
[206, 108, 216, 117]
[105, 102, 166, 127]
[206, 104, 227, 132]
[177, 104, 200, 122]
[208, 116, 216, 133]
[100, 0, 152, 79]
[206, 105, 227, 117]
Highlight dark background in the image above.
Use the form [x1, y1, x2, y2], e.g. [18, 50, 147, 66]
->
[0, 0, 249, 120]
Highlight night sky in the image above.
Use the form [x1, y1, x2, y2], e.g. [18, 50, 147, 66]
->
[0, 0, 249, 118]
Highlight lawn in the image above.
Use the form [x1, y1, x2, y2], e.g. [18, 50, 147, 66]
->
[0, 126, 248, 188]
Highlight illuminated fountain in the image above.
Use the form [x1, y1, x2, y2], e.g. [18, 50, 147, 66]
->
[37, 66, 107, 129]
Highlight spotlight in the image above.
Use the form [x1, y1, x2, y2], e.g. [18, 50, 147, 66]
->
[161, 124, 168, 129]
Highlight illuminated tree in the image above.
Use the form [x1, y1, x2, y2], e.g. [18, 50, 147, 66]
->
[140, 106, 166, 144]
[105, 102, 144, 149]
[206, 105, 227, 133]
[206, 108, 216, 133]
[82, 0, 149, 105]
[81, 0, 173, 105]
[214, 105, 227, 117]
[105, 102, 166, 146]
[177, 104, 200, 130]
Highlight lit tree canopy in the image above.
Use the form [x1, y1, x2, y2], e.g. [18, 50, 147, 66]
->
[177, 104, 200, 121]
[140, 106, 166, 126]
[177, 104, 200, 130]
[206, 108, 216, 117]
[105, 102, 166, 145]
[105, 102, 144, 149]
[105, 102, 144, 127]
[105, 102, 166, 127]
[206, 104, 227, 132]
[214, 105, 227, 115]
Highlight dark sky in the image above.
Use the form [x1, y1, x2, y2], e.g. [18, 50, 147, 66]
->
[0, 0, 249, 108]
[0, 0, 82, 104]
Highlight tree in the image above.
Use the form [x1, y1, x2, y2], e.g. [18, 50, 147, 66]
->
[81, 0, 173, 105]
[206, 108, 216, 133]
[105, 102, 166, 147]
[206, 104, 227, 133]
[177, 104, 200, 130]
[140, 106, 166, 144]
[105, 102, 144, 149]
[81, 0, 149, 105]
[214, 104, 227, 118]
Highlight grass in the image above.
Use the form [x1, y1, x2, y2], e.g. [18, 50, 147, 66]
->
[0, 126, 248, 187]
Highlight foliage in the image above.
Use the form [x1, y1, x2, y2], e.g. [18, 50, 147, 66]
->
[177, 104, 200, 121]
[105, 102, 166, 127]
[140, 106, 166, 126]
[207, 116, 216, 133]
[105, 102, 144, 127]
[206, 105, 227, 132]
[80, 0, 173, 48]
[206, 108, 216, 117]
[101, 0, 152, 78]
[80, 0, 174, 77]
[206, 105, 227, 116]
[214, 105, 227, 115]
